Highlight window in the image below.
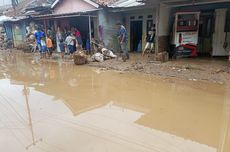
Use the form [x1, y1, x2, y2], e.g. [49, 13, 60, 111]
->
[138, 16, 143, 19]
[147, 15, 153, 18]
[130, 16, 135, 20]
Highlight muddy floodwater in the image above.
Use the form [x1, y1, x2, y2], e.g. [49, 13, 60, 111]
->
[0, 52, 229, 152]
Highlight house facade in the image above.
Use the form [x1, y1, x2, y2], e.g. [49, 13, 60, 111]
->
[3, 0, 230, 60]
[144, 0, 230, 59]
[96, 0, 157, 53]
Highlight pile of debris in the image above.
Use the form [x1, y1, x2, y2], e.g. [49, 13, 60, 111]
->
[23, 22, 37, 52]
[0, 25, 12, 49]
[73, 40, 117, 65]
[91, 40, 117, 62]
[155, 52, 169, 62]
[74, 50, 88, 65]
[0, 25, 6, 48]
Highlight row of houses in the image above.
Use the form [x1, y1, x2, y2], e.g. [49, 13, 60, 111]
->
[1, 0, 230, 59]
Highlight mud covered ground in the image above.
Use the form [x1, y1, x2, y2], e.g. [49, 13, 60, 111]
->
[88, 54, 230, 88]
[1, 49, 230, 152]
[1, 49, 230, 88]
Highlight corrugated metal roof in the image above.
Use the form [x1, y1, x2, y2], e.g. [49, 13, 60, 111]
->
[143, 0, 230, 6]
[109, 0, 144, 7]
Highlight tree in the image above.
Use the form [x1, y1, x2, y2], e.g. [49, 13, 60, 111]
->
[12, 0, 19, 7]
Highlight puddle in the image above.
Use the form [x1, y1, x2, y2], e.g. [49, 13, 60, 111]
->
[0, 52, 229, 152]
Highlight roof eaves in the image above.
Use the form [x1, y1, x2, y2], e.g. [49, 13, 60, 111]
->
[108, 4, 156, 12]
[83, 0, 99, 8]
[34, 8, 101, 18]
[51, 0, 99, 9]
[109, 0, 144, 8]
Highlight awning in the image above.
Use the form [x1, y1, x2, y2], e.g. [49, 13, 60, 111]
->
[140, 0, 230, 7]
[33, 8, 101, 20]
[0, 16, 16, 24]
[0, 15, 27, 24]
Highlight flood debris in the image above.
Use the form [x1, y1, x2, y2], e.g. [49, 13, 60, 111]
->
[0, 25, 12, 49]
[91, 52, 104, 62]
[88, 53, 230, 87]
[214, 69, 225, 74]
[155, 52, 169, 62]
[90, 40, 117, 63]
[131, 62, 144, 71]
[73, 50, 88, 65]
[101, 48, 117, 58]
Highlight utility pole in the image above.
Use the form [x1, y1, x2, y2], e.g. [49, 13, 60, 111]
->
[23, 84, 42, 150]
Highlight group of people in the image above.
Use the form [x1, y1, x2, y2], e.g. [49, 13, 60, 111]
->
[34, 27, 84, 59]
[33, 23, 155, 62]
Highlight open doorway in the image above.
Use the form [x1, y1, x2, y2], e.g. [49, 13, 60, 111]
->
[130, 21, 143, 52]
[198, 10, 214, 56]
[69, 16, 90, 48]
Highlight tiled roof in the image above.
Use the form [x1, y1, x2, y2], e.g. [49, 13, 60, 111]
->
[110, 0, 144, 7]
[93, 0, 118, 5]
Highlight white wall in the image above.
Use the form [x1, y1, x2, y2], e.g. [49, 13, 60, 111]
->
[125, 9, 156, 51]
[98, 10, 123, 49]
[212, 8, 229, 56]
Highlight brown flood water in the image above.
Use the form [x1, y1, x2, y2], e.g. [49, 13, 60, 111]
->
[0, 52, 229, 152]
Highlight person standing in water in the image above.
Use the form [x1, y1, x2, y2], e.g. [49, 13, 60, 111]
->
[34, 27, 45, 58]
[59, 39, 65, 59]
[65, 33, 76, 59]
[46, 35, 54, 58]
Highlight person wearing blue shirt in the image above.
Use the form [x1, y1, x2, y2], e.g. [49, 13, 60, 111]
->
[117, 22, 129, 61]
[34, 27, 45, 54]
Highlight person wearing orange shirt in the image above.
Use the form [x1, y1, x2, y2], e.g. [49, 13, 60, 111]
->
[46, 35, 54, 58]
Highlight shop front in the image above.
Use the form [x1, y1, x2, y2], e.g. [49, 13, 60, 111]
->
[168, 1, 230, 58]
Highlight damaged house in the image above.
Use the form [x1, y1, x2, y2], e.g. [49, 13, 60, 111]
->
[2, 0, 55, 48]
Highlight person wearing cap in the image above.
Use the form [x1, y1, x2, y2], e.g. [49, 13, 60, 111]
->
[117, 22, 129, 61]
